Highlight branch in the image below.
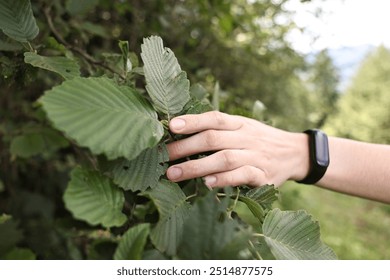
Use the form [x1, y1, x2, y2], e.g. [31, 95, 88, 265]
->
[43, 7, 126, 80]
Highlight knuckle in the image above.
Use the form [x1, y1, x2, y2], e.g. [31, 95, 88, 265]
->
[220, 150, 237, 169]
[211, 111, 227, 126]
[169, 141, 184, 158]
[204, 130, 220, 148]
[244, 166, 261, 186]
[220, 172, 234, 187]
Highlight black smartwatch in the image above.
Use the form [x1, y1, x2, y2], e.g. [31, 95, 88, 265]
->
[297, 129, 330, 185]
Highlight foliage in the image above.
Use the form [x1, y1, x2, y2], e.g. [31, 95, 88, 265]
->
[141, 36, 190, 119]
[262, 209, 336, 260]
[326, 46, 390, 144]
[63, 167, 127, 228]
[0, 0, 39, 42]
[113, 223, 150, 260]
[41, 76, 164, 160]
[279, 181, 390, 259]
[308, 49, 339, 127]
[0, 0, 335, 260]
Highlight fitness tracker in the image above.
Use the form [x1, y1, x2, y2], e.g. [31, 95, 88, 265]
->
[297, 129, 330, 185]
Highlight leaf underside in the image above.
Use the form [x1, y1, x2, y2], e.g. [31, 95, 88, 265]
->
[262, 209, 337, 260]
[143, 180, 191, 256]
[244, 185, 279, 211]
[0, 0, 39, 42]
[24, 52, 81, 80]
[141, 35, 190, 117]
[108, 144, 169, 192]
[63, 167, 126, 228]
[237, 185, 278, 223]
[179, 192, 248, 260]
[41, 77, 164, 160]
[114, 223, 150, 260]
[237, 195, 265, 223]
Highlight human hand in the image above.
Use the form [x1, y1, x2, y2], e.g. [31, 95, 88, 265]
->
[166, 111, 310, 188]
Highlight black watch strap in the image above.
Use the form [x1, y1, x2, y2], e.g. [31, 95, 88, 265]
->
[297, 129, 330, 185]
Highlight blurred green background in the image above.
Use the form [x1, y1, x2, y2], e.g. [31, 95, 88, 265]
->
[1, 0, 389, 259]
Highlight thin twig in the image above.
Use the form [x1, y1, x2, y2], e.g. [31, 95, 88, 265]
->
[248, 240, 263, 260]
[43, 7, 126, 80]
[227, 188, 240, 218]
[27, 42, 34, 52]
[186, 193, 198, 200]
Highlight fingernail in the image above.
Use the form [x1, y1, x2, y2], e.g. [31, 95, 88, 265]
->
[204, 176, 217, 187]
[170, 118, 186, 130]
[168, 167, 183, 180]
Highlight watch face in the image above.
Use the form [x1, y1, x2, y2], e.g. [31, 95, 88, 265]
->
[314, 130, 330, 167]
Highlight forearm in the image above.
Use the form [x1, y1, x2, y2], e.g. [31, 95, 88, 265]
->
[316, 137, 390, 203]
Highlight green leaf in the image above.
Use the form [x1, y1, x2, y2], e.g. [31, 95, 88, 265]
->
[233, 201, 260, 230]
[40, 77, 164, 160]
[3, 247, 36, 260]
[10, 133, 45, 158]
[114, 223, 150, 260]
[0, 216, 23, 256]
[0, 39, 21, 51]
[63, 167, 127, 228]
[0, 0, 39, 42]
[141, 36, 190, 117]
[10, 127, 69, 158]
[237, 196, 265, 223]
[190, 83, 209, 101]
[243, 185, 279, 211]
[218, 227, 253, 260]
[143, 180, 191, 255]
[178, 192, 246, 259]
[236, 185, 278, 224]
[24, 52, 81, 80]
[108, 144, 169, 192]
[142, 249, 167, 260]
[183, 98, 214, 115]
[78, 22, 109, 38]
[250, 235, 276, 260]
[86, 238, 117, 260]
[65, 0, 99, 16]
[262, 209, 337, 260]
[118, 40, 130, 73]
[0, 32, 22, 51]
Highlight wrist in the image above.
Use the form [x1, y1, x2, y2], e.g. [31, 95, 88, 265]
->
[288, 132, 310, 181]
[296, 129, 330, 184]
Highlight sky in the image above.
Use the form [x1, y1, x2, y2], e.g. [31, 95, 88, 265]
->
[285, 0, 390, 53]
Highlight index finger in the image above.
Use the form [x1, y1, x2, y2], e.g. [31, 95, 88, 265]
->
[169, 111, 242, 134]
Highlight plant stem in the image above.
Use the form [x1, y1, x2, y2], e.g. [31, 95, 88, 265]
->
[27, 42, 34, 52]
[43, 7, 126, 80]
[248, 240, 263, 260]
[186, 193, 198, 200]
[227, 188, 240, 218]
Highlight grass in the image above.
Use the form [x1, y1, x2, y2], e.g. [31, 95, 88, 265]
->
[277, 182, 390, 259]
